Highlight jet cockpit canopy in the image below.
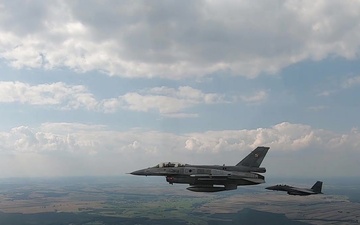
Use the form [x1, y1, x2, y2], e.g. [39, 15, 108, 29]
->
[153, 162, 185, 168]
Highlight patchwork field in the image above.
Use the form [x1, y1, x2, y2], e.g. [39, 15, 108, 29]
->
[0, 177, 359, 225]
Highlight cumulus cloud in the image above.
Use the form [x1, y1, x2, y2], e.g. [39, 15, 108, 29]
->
[0, 122, 359, 177]
[1, 1, 360, 78]
[0, 122, 186, 158]
[0, 81, 98, 110]
[115, 86, 227, 117]
[1, 81, 244, 116]
[182, 122, 329, 153]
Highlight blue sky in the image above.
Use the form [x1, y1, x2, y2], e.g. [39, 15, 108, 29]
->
[0, 0, 359, 178]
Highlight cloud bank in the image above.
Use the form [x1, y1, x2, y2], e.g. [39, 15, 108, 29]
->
[0, 122, 359, 177]
[0, 81, 266, 116]
[1, 0, 360, 78]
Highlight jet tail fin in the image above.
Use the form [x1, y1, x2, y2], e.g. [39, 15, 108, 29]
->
[311, 181, 323, 193]
[236, 146, 270, 167]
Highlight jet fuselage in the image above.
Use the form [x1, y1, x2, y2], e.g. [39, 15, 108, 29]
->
[266, 181, 323, 196]
[130, 146, 270, 192]
[131, 165, 264, 191]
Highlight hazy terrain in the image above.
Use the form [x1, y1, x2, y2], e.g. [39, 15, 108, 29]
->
[0, 176, 359, 225]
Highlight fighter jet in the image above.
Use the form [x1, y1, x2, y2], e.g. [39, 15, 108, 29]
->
[130, 146, 269, 192]
[266, 181, 323, 196]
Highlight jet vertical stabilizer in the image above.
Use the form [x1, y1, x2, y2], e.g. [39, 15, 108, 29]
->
[236, 146, 270, 168]
[311, 181, 323, 194]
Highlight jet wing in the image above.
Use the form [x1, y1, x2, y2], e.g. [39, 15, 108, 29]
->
[190, 174, 230, 181]
[190, 174, 264, 184]
[241, 177, 265, 183]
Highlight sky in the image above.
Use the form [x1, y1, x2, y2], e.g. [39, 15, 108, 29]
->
[0, 0, 360, 179]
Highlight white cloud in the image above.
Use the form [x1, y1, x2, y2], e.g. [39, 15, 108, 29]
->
[0, 122, 359, 177]
[318, 75, 360, 97]
[182, 122, 324, 153]
[1, 1, 360, 78]
[238, 90, 268, 103]
[148, 86, 225, 104]
[121, 92, 192, 114]
[116, 86, 226, 116]
[342, 75, 360, 88]
[0, 81, 229, 114]
[0, 81, 98, 110]
[0, 81, 233, 116]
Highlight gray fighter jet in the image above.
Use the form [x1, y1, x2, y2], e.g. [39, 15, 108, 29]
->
[266, 181, 323, 196]
[130, 146, 269, 192]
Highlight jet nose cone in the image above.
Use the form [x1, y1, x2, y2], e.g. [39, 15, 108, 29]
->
[265, 186, 275, 190]
[130, 169, 148, 176]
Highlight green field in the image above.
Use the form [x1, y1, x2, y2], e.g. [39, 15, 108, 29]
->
[0, 177, 359, 225]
